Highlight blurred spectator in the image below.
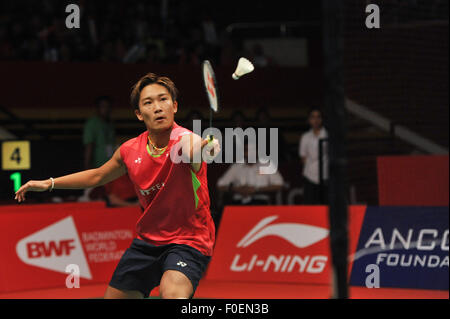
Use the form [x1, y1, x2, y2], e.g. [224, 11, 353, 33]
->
[219, 38, 237, 66]
[104, 174, 139, 207]
[201, 12, 221, 64]
[0, 1, 446, 64]
[230, 110, 247, 128]
[79, 95, 115, 202]
[255, 106, 291, 163]
[202, 13, 219, 47]
[88, 174, 139, 207]
[228, 110, 248, 162]
[250, 43, 274, 68]
[217, 141, 284, 206]
[83, 95, 116, 170]
[298, 107, 328, 204]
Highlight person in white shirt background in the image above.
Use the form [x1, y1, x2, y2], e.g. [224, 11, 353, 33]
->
[299, 107, 329, 204]
[217, 141, 284, 207]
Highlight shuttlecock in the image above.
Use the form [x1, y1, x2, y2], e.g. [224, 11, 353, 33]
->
[232, 57, 254, 80]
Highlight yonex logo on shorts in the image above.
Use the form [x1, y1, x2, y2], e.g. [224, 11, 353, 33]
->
[177, 261, 187, 267]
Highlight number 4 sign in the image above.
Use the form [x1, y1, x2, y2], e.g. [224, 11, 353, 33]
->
[2, 140, 31, 170]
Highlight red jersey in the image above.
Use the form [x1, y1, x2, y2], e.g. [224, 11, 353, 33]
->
[120, 122, 215, 256]
[104, 174, 137, 200]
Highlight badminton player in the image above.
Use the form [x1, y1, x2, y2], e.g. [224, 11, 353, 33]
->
[14, 73, 220, 299]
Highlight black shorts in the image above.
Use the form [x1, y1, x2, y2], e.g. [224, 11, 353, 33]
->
[109, 238, 211, 298]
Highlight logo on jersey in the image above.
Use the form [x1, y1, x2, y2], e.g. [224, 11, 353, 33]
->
[139, 182, 165, 196]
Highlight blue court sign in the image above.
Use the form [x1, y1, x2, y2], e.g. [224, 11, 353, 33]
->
[350, 207, 449, 290]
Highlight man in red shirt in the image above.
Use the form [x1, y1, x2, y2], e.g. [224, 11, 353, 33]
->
[104, 174, 139, 207]
[14, 73, 220, 299]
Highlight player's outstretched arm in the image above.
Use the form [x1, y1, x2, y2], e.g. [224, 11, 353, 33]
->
[14, 147, 126, 203]
[184, 134, 220, 172]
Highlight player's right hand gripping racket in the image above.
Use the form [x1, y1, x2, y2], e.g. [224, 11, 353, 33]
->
[202, 60, 219, 142]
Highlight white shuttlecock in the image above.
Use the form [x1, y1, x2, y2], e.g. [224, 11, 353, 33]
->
[232, 57, 254, 80]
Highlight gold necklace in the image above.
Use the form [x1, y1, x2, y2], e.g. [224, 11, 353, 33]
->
[148, 136, 167, 153]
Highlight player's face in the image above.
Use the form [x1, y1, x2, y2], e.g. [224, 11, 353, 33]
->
[135, 83, 178, 132]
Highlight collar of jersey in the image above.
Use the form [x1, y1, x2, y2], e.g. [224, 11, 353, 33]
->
[146, 142, 167, 158]
[145, 125, 179, 158]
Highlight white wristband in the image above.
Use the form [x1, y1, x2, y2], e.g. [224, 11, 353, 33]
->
[49, 177, 54, 192]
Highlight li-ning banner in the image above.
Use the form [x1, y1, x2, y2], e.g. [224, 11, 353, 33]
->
[0, 202, 141, 293]
[349, 207, 449, 290]
[205, 206, 367, 284]
[1, 203, 447, 293]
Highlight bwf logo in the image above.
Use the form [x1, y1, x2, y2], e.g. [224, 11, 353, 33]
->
[16, 216, 92, 280]
[26, 239, 76, 258]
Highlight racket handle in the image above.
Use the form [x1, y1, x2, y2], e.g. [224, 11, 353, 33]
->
[207, 135, 215, 158]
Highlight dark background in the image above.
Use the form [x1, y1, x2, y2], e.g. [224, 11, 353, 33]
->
[0, 0, 448, 209]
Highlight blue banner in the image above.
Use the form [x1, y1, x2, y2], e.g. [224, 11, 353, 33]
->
[350, 207, 449, 290]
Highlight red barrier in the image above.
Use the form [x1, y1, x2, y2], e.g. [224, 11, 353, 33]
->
[205, 205, 366, 285]
[0, 202, 141, 293]
[377, 155, 449, 206]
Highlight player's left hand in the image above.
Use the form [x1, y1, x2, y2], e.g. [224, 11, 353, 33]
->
[15, 179, 52, 203]
[202, 136, 221, 162]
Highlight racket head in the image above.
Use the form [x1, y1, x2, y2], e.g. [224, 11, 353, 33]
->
[202, 60, 220, 113]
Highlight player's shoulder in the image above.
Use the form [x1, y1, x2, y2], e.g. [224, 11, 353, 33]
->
[170, 122, 195, 141]
[122, 132, 144, 146]
[120, 131, 147, 154]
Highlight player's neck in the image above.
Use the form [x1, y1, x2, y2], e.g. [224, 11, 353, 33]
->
[148, 129, 171, 148]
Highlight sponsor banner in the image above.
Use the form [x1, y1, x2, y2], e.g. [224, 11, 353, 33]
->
[349, 207, 449, 290]
[206, 206, 366, 285]
[0, 202, 141, 293]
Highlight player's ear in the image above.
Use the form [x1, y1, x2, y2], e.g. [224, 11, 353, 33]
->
[134, 108, 144, 121]
[173, 101, 178, 114]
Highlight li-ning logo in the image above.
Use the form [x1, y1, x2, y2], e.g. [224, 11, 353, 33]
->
[231, 215, 329, 273]
[237, 215, 329, 248]
[16, 216, 92, 279]
[177, 261, 187, 267]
